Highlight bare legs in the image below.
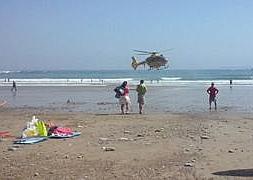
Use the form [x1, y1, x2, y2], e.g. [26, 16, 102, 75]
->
[139, 103, 144, 114]
[121, 104, 124, 114]
[209, 99, 217, 110]
[121, 103, 129, 114]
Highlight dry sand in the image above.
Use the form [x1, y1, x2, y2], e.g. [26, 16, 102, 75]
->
[1, 107, 253, 179]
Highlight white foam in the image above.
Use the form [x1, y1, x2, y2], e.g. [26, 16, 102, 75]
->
[0, 78, 253, 87]
[161, 77, 182, 81]
[0, 70, 21, 74]
[0, 78, 133, 86]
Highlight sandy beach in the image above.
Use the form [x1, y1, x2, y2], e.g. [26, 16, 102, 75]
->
[1, 105, 253, 179]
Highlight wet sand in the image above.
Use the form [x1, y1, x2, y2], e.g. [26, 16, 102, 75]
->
[1, 106, 253, 179]
[1, 85, 253, 113]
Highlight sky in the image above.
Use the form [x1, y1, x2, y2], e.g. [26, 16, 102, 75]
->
[0, 0, 253, 70]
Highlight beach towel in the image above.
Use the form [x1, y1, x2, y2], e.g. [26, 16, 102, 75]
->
[52, 127, 73, 135]
[49, 132, 81, 138]
[0, 131, 15, 138]
[14, 137, 47, 144]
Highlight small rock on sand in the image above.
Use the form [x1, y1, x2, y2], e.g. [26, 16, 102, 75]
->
[137, 134, 144, 137]
[118, 137, 132, 141]
[228, 149, 235, 153]
[102, 147, 115, 151]
[200, 135, 210, 139]
[184, 162, 193, 167]
[8, 147, 17, 151]
[77, 155, 84, 159]
[154, 129, 161, 133]
[99, 138, 109, 141]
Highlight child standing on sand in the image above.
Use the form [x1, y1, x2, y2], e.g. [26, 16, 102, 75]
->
[207, 82, 219, 110]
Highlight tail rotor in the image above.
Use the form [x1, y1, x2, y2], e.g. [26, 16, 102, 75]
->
[131, 56, 138, 70]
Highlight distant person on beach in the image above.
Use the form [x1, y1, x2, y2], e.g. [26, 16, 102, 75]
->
[116, 81, 130, 114]
[230, 79, 233, 88]
[207, 82, 219, 110]
[11, 81, 17, 92]
[136, 80, 147, 114]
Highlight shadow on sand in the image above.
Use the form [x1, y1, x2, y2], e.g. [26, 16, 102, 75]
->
[213, 169, 253, 177]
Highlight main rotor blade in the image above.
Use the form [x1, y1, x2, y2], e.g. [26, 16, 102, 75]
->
[135, 53, 149, 55]
[160, 48, 173, 53]
[133, 50, 153, 54]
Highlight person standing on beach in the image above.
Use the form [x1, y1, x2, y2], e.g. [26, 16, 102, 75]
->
[136, 80, 147, 114]
[11, 81, 17, 92]
[207, 82, 219, 110]
[118, 81, 131, 114]
[230, 79, 233, 88]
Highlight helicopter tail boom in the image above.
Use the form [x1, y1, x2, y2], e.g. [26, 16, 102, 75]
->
[131, 56, 146, 70]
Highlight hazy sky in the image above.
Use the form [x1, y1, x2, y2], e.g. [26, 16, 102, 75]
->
[0, 0, 253, 70]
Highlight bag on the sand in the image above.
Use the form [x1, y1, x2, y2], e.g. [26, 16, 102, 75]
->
[35, 121, 48, 136]
[22, 116, 39, 138]
[22, 129, 38, 138]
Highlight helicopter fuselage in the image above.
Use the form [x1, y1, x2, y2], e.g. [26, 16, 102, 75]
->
[145, 55, 168, 69]
[131, 49, 170, 70]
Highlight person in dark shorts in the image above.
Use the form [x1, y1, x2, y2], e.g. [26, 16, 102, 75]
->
[136, 80, 147, 114]
[207, 82, 219, 110]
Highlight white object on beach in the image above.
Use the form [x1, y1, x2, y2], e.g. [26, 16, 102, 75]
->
[31, 116, 38, 124]
[118, 137, 133, 141]
[22, 116, 40, 138]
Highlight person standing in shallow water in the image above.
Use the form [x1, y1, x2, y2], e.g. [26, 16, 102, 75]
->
[207, 82, 219, 110]
[118, 81, 131, 114]
[230, 79, 233, 88]
[136, 80, 147, 114]
[11, 81, 17, 92]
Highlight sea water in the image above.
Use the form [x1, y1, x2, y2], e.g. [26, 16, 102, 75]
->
[1, 69, 253, 86]
[0, 69, 253, 113]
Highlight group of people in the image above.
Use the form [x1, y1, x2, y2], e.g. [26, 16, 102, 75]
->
[8, 79, 219, 113]
[115, 80, 219, 114]
[114, 80, 147, 114]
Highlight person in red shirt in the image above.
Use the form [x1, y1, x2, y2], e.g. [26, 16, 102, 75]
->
[207, 82, 219, 110]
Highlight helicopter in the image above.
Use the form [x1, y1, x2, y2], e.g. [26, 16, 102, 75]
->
[131, 49, 171, 70]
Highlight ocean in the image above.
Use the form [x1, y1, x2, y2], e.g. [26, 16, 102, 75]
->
[1, 69, 253, 86]
[0, 69, 253, 113]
